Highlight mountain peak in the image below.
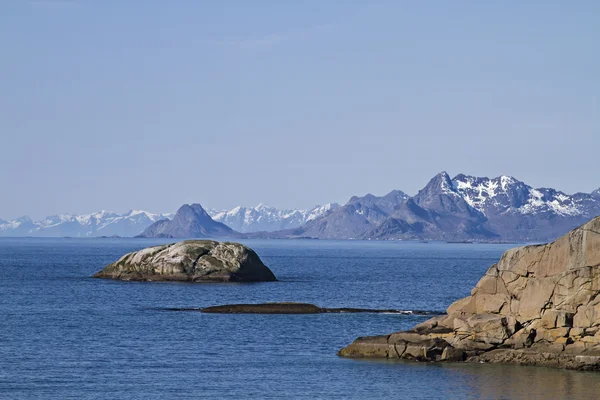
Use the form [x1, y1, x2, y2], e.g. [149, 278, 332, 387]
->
[437, 171, 453, 189]
[499, 175, 518, 190]
[383, 189, 409, 198]
[254, 203, 272, 211]
[140, 203, 236, 238]
[412, 172, 485, 221]
[125, 209, 147, 216]
[172, 204, 215, 225]
[15, 215, 33, 223]
[451, 173, 527, 196]
[419, 171, 456, 196]
[348, 193, 373, 204]
[90, 210, 118, 219]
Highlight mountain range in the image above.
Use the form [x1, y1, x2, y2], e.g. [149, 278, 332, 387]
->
[3, 172, 599, 241]
[0, 203, 338, 238]
[136, 203, 341, 238]
[276, 172, 600, 241]
[0, 210, 171, 238]
[207, 203, 340, 233]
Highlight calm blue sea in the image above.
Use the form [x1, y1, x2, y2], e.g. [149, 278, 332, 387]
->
[2, 238, 600, 399]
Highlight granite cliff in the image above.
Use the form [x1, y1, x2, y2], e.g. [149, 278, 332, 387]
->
[339, 216, 600, 370]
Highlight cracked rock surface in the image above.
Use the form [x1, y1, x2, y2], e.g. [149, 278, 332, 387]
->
[93, 240, 277, 282]
[338, 216, 600, 370]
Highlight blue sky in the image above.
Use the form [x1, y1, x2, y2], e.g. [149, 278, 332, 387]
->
[1, 1, 599, 219]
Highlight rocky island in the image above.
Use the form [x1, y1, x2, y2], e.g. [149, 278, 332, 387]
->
[339, 216, 600, 371]
[93, 240, 276, 282]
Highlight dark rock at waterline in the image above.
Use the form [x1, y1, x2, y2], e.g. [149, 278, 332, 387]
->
[202, 303, 324, 314]
[161, 302, 440, 315]
[92, 240, 276, 283]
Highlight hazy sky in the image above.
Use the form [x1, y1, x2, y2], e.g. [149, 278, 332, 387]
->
[1, 1, 599, 219]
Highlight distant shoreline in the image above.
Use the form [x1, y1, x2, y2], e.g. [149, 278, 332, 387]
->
[0, 236, 527, 245]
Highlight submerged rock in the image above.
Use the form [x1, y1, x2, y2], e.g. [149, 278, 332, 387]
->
[92, 240, 276, 282]
[339, 216, 600, 371]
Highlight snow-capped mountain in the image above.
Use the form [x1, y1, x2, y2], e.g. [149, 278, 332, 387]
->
[451, 173, 593, 218]
[0, 210, 171, 237]
[277, 172, 600, 241]
[448, 172, 600, 240]
[208, 203, 340, 233]
[0, 216, 39, 237]
[3, 174, 598, 241]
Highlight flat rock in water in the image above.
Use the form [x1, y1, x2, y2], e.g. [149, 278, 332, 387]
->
[92, 240, 276, 283]
[202, 303, 324, 314]
[164, 303, 437, 314]
[339, 216, 600, 371]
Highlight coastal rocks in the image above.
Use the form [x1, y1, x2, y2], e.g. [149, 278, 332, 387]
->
[339, 216, 600, 371]
[92, 240, 276, 282]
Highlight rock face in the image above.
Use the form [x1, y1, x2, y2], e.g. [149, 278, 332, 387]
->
[93, 240, 276, 282]
[339, 216, 600, 370]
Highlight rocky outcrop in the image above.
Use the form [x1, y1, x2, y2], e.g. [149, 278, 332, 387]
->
[339, 216, 600, 370]
[93, 240, 276, 282]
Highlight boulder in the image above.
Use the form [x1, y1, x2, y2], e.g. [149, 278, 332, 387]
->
[92, 240, 276, 282]
[339, 216, 600, 371]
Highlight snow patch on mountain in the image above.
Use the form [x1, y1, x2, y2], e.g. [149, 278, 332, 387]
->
[306, 203, 339, 222]
[519, 189, 581, 216]
[438, 172, 457, 194]
[0, 210, 170, 237]
[208, 203, 340, 233]
[451, 174, 588, 217]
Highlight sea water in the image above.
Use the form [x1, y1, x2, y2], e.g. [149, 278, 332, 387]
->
[2, 238, 600, 399]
